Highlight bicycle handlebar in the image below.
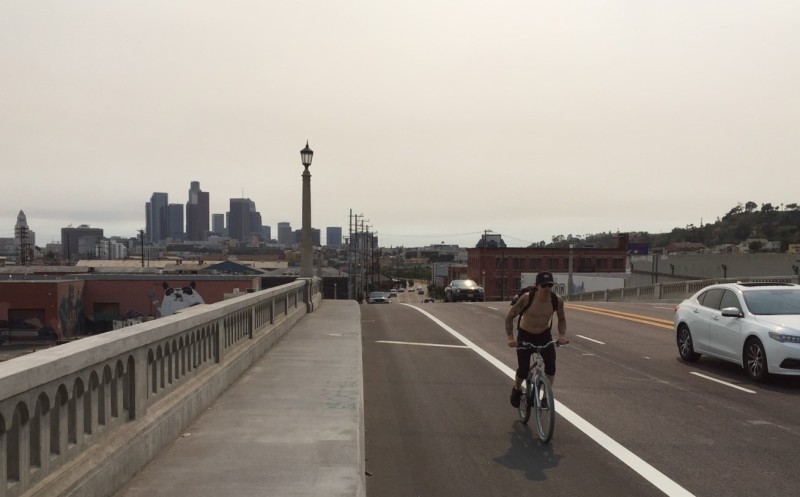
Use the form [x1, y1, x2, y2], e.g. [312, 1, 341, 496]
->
[516, 340, 564, 351]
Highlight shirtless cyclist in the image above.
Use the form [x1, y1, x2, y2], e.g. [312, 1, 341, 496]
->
[505, 271, 569, 408]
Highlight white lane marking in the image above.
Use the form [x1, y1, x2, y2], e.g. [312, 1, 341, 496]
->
[690, 372, 757, 394]
[577, 334, 605, 345]
[403, 303, 695, 497]
[488, 307, 499, 311]
[654, 306, 675, 310]
[376, 340, 469, 349]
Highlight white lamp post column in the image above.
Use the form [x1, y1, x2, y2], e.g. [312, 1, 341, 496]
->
[567, 242, 574, 300]
[300, 141, 314, 278]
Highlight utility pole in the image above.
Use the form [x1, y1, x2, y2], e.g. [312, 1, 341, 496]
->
[139, 229, 145, 267]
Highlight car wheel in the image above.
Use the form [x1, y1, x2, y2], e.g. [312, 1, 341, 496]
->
[744, 338, 769, 382]
[677, 325, 701, 362]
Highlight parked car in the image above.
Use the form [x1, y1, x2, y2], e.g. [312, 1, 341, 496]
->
[444, 279, 485, 302]
[368, 291, 389, 304]
[673, 282, 800, 381]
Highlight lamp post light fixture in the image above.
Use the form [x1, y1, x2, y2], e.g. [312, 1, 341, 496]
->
[300, 141, 314, 278]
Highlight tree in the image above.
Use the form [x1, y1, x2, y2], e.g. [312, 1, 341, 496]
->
[723, 203, 743, 219]
[761, 203, 775, 213]
[745, 201, 757, 212]
[748, 240, 763, 252]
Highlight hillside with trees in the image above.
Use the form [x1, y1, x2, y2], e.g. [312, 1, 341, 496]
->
[544, 202, 800, 252]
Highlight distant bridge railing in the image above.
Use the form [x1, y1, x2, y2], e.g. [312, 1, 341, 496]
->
[0, 277, 321, 497]
[570, 275, 799, 303]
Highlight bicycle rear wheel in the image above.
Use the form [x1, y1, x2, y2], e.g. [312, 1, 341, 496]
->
[517, 377, 532, 424]
[533, 374, 555, 442]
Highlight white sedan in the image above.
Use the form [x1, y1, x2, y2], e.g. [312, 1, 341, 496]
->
[674, 282, 800, 381]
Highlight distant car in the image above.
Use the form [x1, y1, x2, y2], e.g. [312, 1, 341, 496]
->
[417, 288, 425, 295]
[398, 288, 405, 293]
[444, 279, 485, 302]
[368, 291, 389, 304]
[423, 297, 435, 303]
[674, 282, 800, 382]
[389, 289, 398, 298]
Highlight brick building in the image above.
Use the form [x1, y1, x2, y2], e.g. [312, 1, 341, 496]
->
[467, 243, 628, 301]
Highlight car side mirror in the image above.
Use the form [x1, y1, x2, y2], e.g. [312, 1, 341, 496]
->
[720, 307, 742, 318]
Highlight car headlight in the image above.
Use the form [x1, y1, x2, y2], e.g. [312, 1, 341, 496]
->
[768, 332, 800, 344]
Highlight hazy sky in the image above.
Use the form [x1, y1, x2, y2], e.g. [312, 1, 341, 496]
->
[2, 1, 799, 248]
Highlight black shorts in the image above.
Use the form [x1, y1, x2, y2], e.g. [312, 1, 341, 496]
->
[516, 328, 556, 378]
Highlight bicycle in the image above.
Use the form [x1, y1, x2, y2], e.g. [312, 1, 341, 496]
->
[516, 340, 562, 442]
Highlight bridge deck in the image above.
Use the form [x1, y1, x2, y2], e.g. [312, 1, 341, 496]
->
[114, 299, 364, 497]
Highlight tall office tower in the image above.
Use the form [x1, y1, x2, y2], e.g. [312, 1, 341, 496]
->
[61, 225, 104, 263]
[14, 210, 35, 264]
[168, 204, 184, 240]
[212, 213, 225, 236]
[291, 228, 319, 246]
[261, 225, 272, 242]
[148, 192, 169, 243]
[145, 202, 151, 242]
[326, 227, 342, 246]
[186, 181, 210, 241]
[228, 198, 256, 241]
[277, 222, 292, 246]
[251, 211, 263, 239]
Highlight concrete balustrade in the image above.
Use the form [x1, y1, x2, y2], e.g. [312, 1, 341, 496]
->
[571, 275, 797, 303]
[0, 278, 321, 497]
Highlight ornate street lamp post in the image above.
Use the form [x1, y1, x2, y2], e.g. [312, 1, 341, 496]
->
[300, 141, 314, 277]
[567, 242, 574, 301]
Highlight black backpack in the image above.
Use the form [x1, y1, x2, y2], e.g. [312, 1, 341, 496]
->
[511, 286, 559, 331]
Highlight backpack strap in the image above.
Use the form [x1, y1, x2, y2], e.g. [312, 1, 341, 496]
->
[516, 288, 537, 330]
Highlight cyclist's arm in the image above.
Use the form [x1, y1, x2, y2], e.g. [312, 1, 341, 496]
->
[505, 294, 526, 347]
[555, 297, 568, 343]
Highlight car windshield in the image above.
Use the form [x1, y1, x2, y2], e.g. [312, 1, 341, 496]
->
[742, 289, 800, 315]
[453, 280, 478, 288]
[369, 292, 384, 298]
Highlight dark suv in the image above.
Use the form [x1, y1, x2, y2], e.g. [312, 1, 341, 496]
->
[445, 279, 485, 302]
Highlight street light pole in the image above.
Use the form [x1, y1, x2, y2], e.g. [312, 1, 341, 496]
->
[482, 229, 492, 295]
[567, 242, 574, 301]
[300, 141, 314, 278]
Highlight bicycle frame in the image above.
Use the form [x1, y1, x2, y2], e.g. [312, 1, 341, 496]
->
[516, 340, 558, 442]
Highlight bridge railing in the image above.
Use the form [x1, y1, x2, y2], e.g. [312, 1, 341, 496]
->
[571, 275, 798, 303]
[0, 277, 321, 497]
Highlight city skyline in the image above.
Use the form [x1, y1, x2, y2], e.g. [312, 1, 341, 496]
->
[3, 2, 800, 248]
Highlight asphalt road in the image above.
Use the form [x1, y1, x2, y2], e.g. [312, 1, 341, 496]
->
[362, 298, 800, 497]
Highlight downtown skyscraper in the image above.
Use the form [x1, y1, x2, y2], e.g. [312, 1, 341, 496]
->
[186, 181, 209, 241]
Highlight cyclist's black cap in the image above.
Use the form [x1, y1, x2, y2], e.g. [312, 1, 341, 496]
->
[535, 272, 554, 285]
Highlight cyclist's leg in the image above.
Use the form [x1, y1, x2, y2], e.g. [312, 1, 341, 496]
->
[515, 329, 536, 388]
[537, 332, 557, 386]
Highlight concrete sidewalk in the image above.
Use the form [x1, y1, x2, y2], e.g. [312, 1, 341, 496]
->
[114, 300, 364, 497]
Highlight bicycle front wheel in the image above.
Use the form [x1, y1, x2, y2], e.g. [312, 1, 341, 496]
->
[533, 374, 555, 442]
[518, 377, 532, 424]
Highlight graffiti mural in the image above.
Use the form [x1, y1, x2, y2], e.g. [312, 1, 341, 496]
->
[59, 284, 85, 338]
[159, 281, 205, 317]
